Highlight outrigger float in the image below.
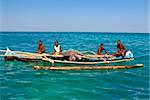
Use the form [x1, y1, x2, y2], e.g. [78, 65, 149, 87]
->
[0, 48, 144, 70]
[34, 64, 144, 70]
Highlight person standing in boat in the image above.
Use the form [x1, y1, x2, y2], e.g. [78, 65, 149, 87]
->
[36, 40, 46, 54]
[113, 40, 126, 57]
[97, 43, 109, 55]
[54, 41, 62, 55]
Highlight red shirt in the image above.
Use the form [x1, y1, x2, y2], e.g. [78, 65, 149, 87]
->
[117, 43, 126, 51]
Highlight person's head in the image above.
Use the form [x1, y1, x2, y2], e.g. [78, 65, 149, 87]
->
[38, 40, 42, 45]
[117, 40, 121, 44]
[100, 43, 104, 48]
[55, 41, 59, 46]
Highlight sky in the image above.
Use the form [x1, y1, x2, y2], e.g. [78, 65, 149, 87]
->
[0, 0, 149, 33]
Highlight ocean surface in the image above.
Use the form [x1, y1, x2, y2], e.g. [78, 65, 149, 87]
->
[0, 32, 149, 100]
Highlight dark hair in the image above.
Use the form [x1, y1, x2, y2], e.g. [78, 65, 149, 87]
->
[100, 43, 104, 46]
[39, 40, 42, 43]
[117, 40, 121, 42]
[55, 41, 58, 44]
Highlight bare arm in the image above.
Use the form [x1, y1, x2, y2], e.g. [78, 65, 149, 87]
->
[36, 45, 40, 53]
[123, 44, 126, 50]
[60, 46, 62, 52]
[104, 49, 109, 55]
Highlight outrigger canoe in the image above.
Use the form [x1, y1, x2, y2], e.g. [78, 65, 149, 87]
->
[0, 48, 134, 65]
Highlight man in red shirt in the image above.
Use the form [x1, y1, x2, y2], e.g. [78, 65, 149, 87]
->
[36, 40, 46, 54]
[113, 40, 126, 57]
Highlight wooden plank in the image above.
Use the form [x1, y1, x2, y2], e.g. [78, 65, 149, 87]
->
[34, 64, 144, 70]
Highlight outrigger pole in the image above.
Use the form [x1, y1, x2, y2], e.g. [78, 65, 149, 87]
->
[42, 56, 55, 66]
[34, 64, 144, 70]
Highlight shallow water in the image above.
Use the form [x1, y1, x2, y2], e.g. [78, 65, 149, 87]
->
[0, 32, 149, 100]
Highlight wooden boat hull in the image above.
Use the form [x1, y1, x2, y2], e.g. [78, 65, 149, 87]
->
[4, 56, 16, 61]
[4, 56, 42, 63]
[2, 48, 134, 65]
[4, 55, 134, 66]
[42, 58, 134, 65]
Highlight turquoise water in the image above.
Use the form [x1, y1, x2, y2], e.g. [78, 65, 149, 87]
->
[0, 32, 149, 100]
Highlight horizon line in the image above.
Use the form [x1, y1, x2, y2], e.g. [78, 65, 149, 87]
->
[0, 31, 149, 34]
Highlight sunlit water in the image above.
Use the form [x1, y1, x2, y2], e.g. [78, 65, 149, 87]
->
[0, 32, 149, 100]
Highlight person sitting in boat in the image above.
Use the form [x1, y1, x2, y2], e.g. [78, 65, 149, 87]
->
[97, 43, 109, 56]
[36, 40, 46, 54]
[112, 40, 126, 57]
[54, 41, 62, 55]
